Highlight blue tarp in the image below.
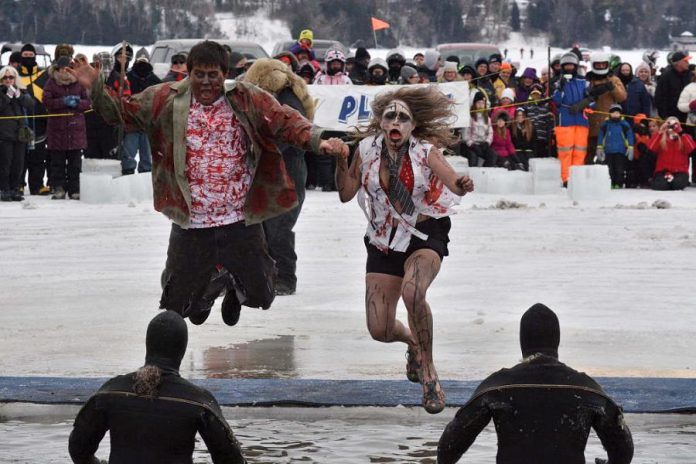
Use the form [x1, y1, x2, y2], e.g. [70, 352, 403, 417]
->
[1, 377, 694, 413]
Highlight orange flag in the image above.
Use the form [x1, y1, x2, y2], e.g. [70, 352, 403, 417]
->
[371, 16, 390, 31]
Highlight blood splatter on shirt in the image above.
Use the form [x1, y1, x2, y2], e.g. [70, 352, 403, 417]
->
[186, 96, 250, 228]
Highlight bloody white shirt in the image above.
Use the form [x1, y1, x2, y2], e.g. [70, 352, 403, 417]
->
[186, 96, 250, 228]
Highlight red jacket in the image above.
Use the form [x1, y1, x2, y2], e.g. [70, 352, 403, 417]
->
[491, 128, 516, 158]
[648, 132, 696, 174]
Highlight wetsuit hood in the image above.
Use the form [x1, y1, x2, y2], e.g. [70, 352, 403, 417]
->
[520, 303, 560, 358]
[145, 310, 188, 373]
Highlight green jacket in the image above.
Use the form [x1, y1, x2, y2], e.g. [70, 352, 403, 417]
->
[90, 76, 325, 226]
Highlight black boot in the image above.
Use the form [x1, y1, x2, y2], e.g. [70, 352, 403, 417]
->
[51, 187, 67, 200]
[11, 189, 24, 201]
[221, 289, 241, 326]
[1, 191, 13, 202]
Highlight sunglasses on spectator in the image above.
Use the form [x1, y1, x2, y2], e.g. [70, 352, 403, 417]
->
[2, 75, 15, 80]
[383, 111, 412, 123]
[172, 59, 186, 65]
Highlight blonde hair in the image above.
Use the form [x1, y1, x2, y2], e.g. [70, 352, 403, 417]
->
[354, 86, 458, 148]
[0, 66, 25, 89]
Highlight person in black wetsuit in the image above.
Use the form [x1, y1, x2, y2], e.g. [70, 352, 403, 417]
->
[437, 303, 634, 464]
[68, 311, 246, 464]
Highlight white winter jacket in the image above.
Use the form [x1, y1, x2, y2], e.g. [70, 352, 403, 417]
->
[463, 114, 493, 146]
[677, 82, 696, 125]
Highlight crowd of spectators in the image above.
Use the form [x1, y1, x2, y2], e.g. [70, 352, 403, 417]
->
[2, 33, 696, 201]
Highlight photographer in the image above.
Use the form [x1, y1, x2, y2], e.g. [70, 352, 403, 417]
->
[0, 66, 33, 201]
[648, 117, 695, 190]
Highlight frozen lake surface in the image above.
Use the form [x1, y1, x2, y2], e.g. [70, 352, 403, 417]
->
[1, 188, 696, 380]
[2, 181, 696, 463]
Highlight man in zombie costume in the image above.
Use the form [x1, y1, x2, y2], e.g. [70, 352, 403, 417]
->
[437, 303, 634, 464]
[333, 86, 474, 414]
[70, 41, 346, 326]
[68, 311, 247, 463]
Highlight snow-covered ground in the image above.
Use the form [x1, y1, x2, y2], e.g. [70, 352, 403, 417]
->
[1, 186, 696, 381]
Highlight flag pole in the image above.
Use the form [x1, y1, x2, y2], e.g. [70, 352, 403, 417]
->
[372, 25, 378, 48]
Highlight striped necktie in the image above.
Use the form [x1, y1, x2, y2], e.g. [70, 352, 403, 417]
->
[382, 141, 415, 216]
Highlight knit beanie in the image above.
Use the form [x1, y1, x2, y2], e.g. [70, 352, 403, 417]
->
[21, 43, 36, 54]
[520, 303, 560, 358]
[400, 65, 418, 81]
[500, 87, 516, 102]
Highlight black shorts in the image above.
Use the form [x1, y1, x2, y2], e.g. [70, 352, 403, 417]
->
[364, 217, 452, 278]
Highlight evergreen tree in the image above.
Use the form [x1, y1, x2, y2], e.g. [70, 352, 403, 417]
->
[511, 2, 521, 32]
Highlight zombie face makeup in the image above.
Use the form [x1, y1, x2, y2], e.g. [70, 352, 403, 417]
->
[380, 99, 414, 148]
[190, 64, 225, 105]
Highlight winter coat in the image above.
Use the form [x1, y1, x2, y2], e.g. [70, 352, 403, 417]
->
[90, 75, 325, 227]
[288, 42, 316, 61]
[525, 103, 555, 143]
[463, 114, 493, 146]
[476, 79, 497, 106]
[0, 87, 33, 142]
[162, 70, 187, 83]
[348, 61, 369, 86]
[655, 65, 692, 121]
[587, 74, 626, 137]
[68, 371, 245, 464]
[493, 76, 514, 100]
[552, 75, 589, 127]
[17, 63, 48, 140]
[621, 77, 651, 117]
[677, 82, 696, 125]
[648, 132, 696, 175]
[43, 75, 90, 151]
[491, 128, 516, 158]
[437, 355, 634, 464]
[598, 119, 634, 155]
[127, 66, 162, 95]
[314, 72, 352, 85]
[511, 123, 535, 154]
[106, 68, 131, 96]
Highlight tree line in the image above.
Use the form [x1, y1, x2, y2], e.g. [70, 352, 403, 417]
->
[1, 0, 694, 49]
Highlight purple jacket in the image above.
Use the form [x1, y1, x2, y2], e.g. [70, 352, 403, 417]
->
[43, 77, 91, 151]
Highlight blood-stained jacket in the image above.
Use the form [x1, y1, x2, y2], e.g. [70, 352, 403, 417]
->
[89, 76, 325, 227]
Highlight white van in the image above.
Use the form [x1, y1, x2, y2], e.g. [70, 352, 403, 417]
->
[150, 39, 268, 78]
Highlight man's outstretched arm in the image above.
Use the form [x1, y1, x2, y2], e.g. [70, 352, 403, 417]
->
[437, 400, 491, 463]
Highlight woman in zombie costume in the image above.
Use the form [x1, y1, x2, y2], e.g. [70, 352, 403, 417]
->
[333, 86, 474, 414]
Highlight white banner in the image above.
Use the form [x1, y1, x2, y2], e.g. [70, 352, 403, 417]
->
[307, 82, 470, 131]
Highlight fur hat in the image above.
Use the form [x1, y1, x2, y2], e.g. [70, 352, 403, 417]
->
[243, 58, 315, 120]
[54, 43, 74, 60]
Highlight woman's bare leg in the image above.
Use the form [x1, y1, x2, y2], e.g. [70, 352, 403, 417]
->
[401, 249, 444, 412]
[365, 273, 416, 347]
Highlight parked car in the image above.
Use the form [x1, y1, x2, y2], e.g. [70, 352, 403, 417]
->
[149, 39, 269, 78]
[271, 39, 347, 64]
[0, 43, 52, 69]
[435, 43, 502, 67]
